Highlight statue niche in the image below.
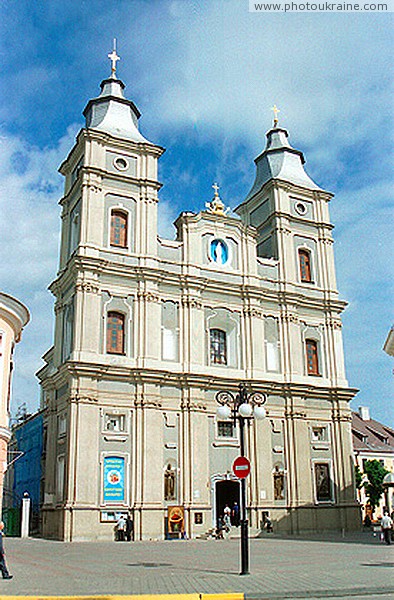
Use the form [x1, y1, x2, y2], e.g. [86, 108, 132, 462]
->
[273, 465, 285, 500]
[164, 463, 176, 501]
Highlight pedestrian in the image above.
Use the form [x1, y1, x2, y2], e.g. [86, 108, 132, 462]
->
[0, 522, 12, 579]
[223, 511, 231, 538]
[231, 502, 240, 527]
[116, 515, 126, 541]
[381, 512, 393, 545]
[125, 514, 133, 542]
[215, 517, 224, 540]
[223, 504, 231, 518]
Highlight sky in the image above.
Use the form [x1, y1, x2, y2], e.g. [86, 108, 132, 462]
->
[0, 0, 393, 426]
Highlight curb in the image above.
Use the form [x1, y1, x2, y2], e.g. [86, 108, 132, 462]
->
[0, 595, 244, 600]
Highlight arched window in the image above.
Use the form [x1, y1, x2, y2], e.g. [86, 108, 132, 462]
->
[210, 328, 227, 365]
[299, 249, 312, 282]
[305, 339, 319, 375]
[107, 312, 125, 355]
[110, 210, 128, 248]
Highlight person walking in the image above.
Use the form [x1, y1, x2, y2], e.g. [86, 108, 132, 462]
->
[125, 514, 133, 542]
[231, 502, 240, 527]
[381, 512, 393, 545]
[116, 515, 126, 541]
[0, 522, 12, 579]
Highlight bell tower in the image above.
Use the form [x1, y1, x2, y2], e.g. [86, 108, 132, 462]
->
[235, 114, 338, 300]
[51, 46, 164, 367]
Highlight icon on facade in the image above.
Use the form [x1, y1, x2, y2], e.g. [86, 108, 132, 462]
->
[210, 239, 229, 265]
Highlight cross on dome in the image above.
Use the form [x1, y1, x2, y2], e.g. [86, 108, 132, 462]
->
[212, 182, 220, 196]
[108, 39, 120, 77]
[271, 104, 280, 127]
[206, 182, 229, 216]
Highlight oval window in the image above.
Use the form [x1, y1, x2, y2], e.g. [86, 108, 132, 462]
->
[295, 201, 307, 216]
[114, 157, 129, 171]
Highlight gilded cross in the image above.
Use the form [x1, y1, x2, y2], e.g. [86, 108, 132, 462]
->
[108, 39, 120, 76]
[212, 182, 220, 196]
[271, 104, 280, 127]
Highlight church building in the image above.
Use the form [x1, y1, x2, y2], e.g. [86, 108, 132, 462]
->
[37, 50, 360, 541]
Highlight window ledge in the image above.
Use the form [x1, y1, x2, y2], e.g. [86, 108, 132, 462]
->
[103, 434, 128, 442]
[212, 440, 239, 448]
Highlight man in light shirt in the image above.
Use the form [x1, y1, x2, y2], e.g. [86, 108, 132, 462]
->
[381, 512, 393, 545]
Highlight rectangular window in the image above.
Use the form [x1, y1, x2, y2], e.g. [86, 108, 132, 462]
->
[107, 312, 125, 355]
[68, 200, 81, 255]
[314, 463, 332, 502]
[299, 249, 312, 282]
[311, 426, 327, 442]
[56, 455, 65, 500]
[104, 413, 126, 433]
[57, 414, 67, 437]
[161, 301, 179, 361]
[306, 339, 320, 375]
[210, 329, 227, 365]
[265, 317, 280, 372]
[110, 210, 128, 248]
[217, 421, 235, 438]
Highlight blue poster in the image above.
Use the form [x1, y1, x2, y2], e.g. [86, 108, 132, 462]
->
[103, 456, 125, 503]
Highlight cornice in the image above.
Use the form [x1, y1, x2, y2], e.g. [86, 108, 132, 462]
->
[42, 360, 358, 402]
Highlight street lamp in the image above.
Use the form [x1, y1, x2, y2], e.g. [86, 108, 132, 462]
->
[215, 382, 267, 576]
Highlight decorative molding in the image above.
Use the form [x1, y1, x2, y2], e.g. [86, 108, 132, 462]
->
[243, 307, 262, 318]
[76, 282, 100, 294]
[181, 297, 203, 310]
[143, 399, 163, 408]
[328, 318, 342, 330]
[137, 291, 160, 303]
[278, 227, 292, 236]
[70, 393, 98, 404]
[281, 312, 299, 324]
[82, 172, 102, 193]
[285, 409, 307, 419]
[318, 237, 334, 245]
[188, 401, 207, 411]
[54, 303, 64, 315]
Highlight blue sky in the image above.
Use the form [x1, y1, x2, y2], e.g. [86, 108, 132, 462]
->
[0, 1, 393, 426]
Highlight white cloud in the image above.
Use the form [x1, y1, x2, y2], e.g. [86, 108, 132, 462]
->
[0, 127, 78, 414]
[0, 2, 391, 425]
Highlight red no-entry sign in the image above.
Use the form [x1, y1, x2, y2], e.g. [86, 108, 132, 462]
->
[232, 456, 251, 479]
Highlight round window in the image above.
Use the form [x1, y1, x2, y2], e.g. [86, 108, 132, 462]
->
[295, 201, 308, 216]
[114, 157, 129, 171]
[210, 239, 229, 265]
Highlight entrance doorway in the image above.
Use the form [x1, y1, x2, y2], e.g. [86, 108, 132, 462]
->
[215, 480, 240, 527]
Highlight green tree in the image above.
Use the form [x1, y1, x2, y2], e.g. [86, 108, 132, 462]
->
[362, 460, 389, 512]
[355, 464, 363, 490]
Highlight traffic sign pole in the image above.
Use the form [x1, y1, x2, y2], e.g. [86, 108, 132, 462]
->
[239, 417, 249, 576]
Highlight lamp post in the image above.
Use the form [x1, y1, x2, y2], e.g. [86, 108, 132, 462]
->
[215, 383, 267, 576]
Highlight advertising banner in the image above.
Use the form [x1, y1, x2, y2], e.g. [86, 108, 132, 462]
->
[103, 456, 125, 503]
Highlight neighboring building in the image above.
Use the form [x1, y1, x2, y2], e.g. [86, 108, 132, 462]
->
[383, 326, 394, 357]
[37, 53, 360, 541]
[3, 411, 44, 535]
[0, 292, 30, 513]
[352, 407, 394, 519]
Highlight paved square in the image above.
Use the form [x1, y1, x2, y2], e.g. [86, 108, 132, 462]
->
[0, 532, 392, 598]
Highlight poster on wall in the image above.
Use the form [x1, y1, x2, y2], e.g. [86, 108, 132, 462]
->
[103, 456, 125, 503]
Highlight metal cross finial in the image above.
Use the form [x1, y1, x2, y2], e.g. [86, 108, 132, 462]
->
[212, 182, 220, 196]
[108, 39, 120, 77]
[271, 104, 280, 127]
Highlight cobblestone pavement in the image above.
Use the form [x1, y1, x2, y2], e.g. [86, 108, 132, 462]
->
[0, 532, 392, 598]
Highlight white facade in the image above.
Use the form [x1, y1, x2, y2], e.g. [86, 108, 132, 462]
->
[38, 66, 360, 541]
